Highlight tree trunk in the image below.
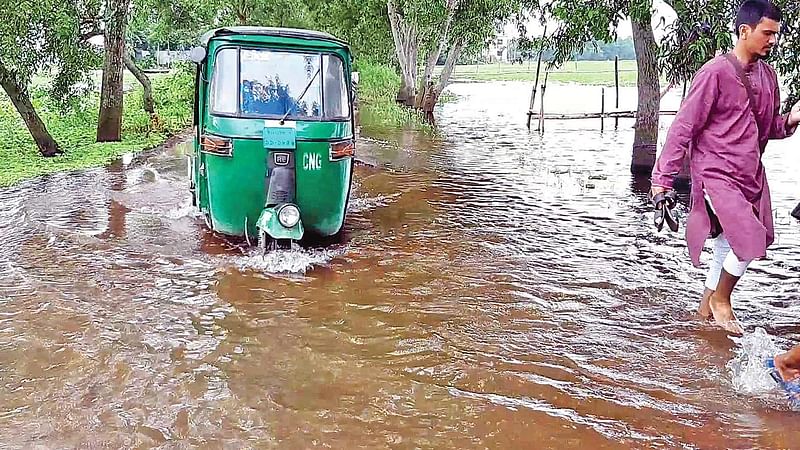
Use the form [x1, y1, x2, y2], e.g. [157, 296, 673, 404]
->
[387, 0, 418, 106]
[415, 0, 459, 108]
[96, 0, 131, 143]
[416, 50, 440, 109]
[233, 0, 249, 24]
[398, 78, 415, 106]
[630, 8, 660, 175]
[434, 39, 464, 96]
[237, 5, 248, 24]
[0, 60, 62, 157]
[422, 39, 464, 125]
[123, 51, 155, 116]
[420, 38, 465, 123]
[398, 31, 418, 107]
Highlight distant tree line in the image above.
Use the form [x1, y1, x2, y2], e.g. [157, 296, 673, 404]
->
[511, 38, 636, 62]
[574, 38, 637, 60]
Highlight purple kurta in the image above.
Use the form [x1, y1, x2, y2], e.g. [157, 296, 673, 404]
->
[651, 55, 796, 267]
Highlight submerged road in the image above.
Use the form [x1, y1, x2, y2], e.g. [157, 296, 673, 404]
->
[0, 81, 798, 448]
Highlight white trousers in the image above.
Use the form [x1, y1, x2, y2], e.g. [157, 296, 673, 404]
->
[703, 191, 751, 290]
[704, 235, 751, 291]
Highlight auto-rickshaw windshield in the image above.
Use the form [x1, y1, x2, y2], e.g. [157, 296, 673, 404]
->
[210, 47, 350, 120]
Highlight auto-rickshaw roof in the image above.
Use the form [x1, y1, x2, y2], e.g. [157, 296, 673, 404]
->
[199, 26, 350, 49]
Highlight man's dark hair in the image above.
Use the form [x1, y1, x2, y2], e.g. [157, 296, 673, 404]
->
[736, 0, 782, 37]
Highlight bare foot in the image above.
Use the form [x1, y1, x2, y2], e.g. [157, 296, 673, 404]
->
[698, 289, 713, 319]
[708, 293, 744, 334]
[775, 353, 800, 383]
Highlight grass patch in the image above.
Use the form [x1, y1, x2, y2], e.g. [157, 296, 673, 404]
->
[0, 67, 193, 187]
[445, 60, 642, 86]
[438, 91, 459, 103]
[355, 62, 430, 131]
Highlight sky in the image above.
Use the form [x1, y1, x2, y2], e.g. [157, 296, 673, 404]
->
[502, 0, 678, 41]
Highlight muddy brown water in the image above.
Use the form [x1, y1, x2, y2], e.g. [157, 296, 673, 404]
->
[0, 82, 799, 448]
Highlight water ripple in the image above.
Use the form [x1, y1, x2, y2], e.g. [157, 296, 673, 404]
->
[0, 83, 798, 447]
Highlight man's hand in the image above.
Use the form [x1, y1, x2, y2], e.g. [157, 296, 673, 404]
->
[788, 101, 800, 128]
[649, 187, 678, 232]
[650, 185, 666, 199]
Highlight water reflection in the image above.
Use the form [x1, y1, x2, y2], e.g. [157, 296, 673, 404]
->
[0, 82, 798, 447]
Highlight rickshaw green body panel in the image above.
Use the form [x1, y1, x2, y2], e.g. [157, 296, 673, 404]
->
[190, 27, 355, 240]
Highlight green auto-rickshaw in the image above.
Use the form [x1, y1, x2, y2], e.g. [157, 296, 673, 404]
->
[188, 26, 355, 250]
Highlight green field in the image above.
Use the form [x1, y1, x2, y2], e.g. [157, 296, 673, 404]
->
[443, 60, 641, 87]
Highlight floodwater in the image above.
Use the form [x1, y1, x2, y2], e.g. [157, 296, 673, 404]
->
[1, 82, 799, 448]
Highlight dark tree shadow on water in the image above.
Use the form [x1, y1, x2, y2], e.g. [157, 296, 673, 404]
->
[97, 160, 130, 240]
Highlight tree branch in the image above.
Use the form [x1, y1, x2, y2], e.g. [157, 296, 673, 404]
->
[123, 50, 155, 115]
[659, 0, 676, 12]
[80, 29, 103, 41]
[79, 16, 103, 42]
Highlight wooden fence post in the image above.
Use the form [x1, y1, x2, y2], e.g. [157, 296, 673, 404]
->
[527, 49, 544, 129]
[601, 88, 605, 132]
[614, 56, 619, 130]
[526, 25, 547, 130]
[538, 72, 549, 134]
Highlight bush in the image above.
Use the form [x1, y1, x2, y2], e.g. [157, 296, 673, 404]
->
[355, 61, 429, 131]
[137, 55, 158, 70]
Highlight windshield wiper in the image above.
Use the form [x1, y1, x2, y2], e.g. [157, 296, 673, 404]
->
[280, 66, 321, 125]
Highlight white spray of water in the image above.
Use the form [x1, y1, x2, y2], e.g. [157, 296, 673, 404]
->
[235, 244, 345, 274]
[121, 153, 134, 167]
[133, 166, 160, 183]
[727, 327, 781, 395]
[347, 193, 399, 214]
[166, 197, 202, 220]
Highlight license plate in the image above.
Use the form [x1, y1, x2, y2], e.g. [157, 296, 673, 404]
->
[263, 121, 296, 149]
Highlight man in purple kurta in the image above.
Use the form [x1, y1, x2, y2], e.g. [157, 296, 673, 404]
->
[651, 0, 800, 333]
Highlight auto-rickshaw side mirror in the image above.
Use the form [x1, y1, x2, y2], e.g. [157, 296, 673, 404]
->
[189, 47, 207, 64]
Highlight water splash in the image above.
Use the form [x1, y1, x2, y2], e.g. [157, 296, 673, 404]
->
[130, 166, 161, 184]
[165, 198, 202, 220]
[121, 153, 134, 167]
[727, 327, 781, 395]
[347, 193, 399, 214]
[234, 244, 345, 274]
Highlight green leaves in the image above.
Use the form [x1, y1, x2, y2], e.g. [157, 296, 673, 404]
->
[527, 0, 635, 66]
[0, 1, 96, 97]
[772, 0, 800, 112]
[657, 0, 734, 84]
[304, 0, 396, 64]
[520, 0, 800, 112]
[128, 0, 396, 65]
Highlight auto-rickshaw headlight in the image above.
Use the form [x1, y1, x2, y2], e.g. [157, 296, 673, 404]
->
[278, 204, 301, 228]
